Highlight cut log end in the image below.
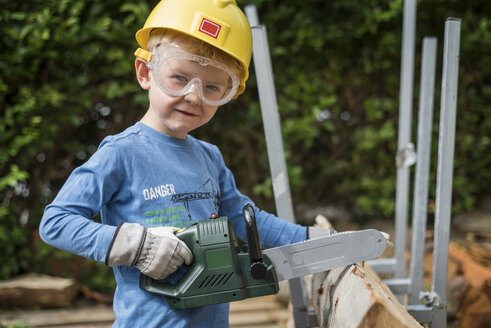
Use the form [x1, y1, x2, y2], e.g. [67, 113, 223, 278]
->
[311, 264, 423, 328]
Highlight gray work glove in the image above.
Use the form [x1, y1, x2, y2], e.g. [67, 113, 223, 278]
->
[307, 226, 337, 239]
[106, 223, 193, 280]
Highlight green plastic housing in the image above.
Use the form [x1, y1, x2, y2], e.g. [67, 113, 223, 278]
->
[139, 217, 279, 309]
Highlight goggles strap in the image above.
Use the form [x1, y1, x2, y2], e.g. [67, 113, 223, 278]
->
[134, 48, 153, 61]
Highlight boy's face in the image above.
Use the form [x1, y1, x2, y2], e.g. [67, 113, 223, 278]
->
[136, 57, 221, 139]
[148, 46, 239, 107]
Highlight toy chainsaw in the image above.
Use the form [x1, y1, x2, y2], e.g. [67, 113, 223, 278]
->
[140, 204, 387, 309]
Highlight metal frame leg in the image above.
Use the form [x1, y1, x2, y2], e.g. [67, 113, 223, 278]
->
[368, 0, 417, 279]
[394, 0, 417, 279]
[245, 5, 317, 327]
[430, 18, 461, 328]
[408, 37, 438, 305]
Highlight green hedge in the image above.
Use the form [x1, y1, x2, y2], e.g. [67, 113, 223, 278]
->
[0, 0, 489, 293]
[0, 0, 152, 285]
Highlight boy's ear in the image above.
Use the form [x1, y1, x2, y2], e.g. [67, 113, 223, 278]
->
[135, 58, 151, 90]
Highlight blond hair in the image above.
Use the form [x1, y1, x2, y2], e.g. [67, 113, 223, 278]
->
[147, 29, 244, 79]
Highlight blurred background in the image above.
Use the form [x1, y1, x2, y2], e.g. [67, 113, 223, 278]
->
[0, 0, 489, 311]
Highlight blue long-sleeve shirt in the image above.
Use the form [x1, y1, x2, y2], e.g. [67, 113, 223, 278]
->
[39, 122, 307, 328]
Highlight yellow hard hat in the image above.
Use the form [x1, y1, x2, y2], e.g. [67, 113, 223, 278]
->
[135, 0, 252, 98]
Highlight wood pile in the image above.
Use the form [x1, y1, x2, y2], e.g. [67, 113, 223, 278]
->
[422, 209, 491, 328]
[437, 241, 491, 328]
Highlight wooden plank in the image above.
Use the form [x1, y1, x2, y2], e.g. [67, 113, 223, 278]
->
[230, 295, 288, 327]
[0, 292, 287, 327]
[230, 311, 286, 327]
[1, 300, 289, 328]
[230, 295, 283, 312]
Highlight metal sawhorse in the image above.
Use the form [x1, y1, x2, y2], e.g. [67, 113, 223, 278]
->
[244, 2, 461, 327]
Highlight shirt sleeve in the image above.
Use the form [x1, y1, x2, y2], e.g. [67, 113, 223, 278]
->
[39, 140, 122, 263]
[212, 145, 307, 248]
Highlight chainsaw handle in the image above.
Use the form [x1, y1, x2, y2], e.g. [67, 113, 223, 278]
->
[243, 204, 262, 261]
[139, 227, 202, 299]
[139, 262, 203, 298]
[243, 204, 268, 280]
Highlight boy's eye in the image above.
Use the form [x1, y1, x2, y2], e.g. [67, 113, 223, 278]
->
[206, 84, 221, 93]
[172, 75, 188, 83]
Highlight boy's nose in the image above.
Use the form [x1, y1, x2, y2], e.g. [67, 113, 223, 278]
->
[183, 91, 201, 106]
[183, 83, 201, 105]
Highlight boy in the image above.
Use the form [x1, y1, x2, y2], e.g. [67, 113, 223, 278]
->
[40, 0, 327, 326]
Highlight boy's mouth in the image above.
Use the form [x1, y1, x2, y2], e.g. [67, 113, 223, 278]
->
[175, 109, 198, 117]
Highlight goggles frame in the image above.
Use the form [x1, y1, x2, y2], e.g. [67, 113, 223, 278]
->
[147, 46, 240, 106]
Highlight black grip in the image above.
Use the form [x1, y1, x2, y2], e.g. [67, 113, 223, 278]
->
[243, 204, 268, 280]
[243, 204, 262, 262]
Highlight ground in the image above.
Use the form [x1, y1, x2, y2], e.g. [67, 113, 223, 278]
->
[1, 209, 489, 328]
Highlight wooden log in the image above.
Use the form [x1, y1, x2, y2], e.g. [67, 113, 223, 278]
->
[307, 215, 422, 328]
[310, 264, 422, 328]
[0, 273, 78, 308]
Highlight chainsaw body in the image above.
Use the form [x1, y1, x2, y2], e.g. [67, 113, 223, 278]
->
[140, 205, 388, 309]
[139, 212, 279, 309]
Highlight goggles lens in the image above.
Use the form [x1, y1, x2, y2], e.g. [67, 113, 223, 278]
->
[148, 47, 239, 106]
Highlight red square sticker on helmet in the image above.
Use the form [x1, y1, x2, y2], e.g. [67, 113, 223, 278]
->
[199, 18, 221, 38]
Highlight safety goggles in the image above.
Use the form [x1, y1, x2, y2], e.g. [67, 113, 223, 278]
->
[147, 46, 239, 106]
